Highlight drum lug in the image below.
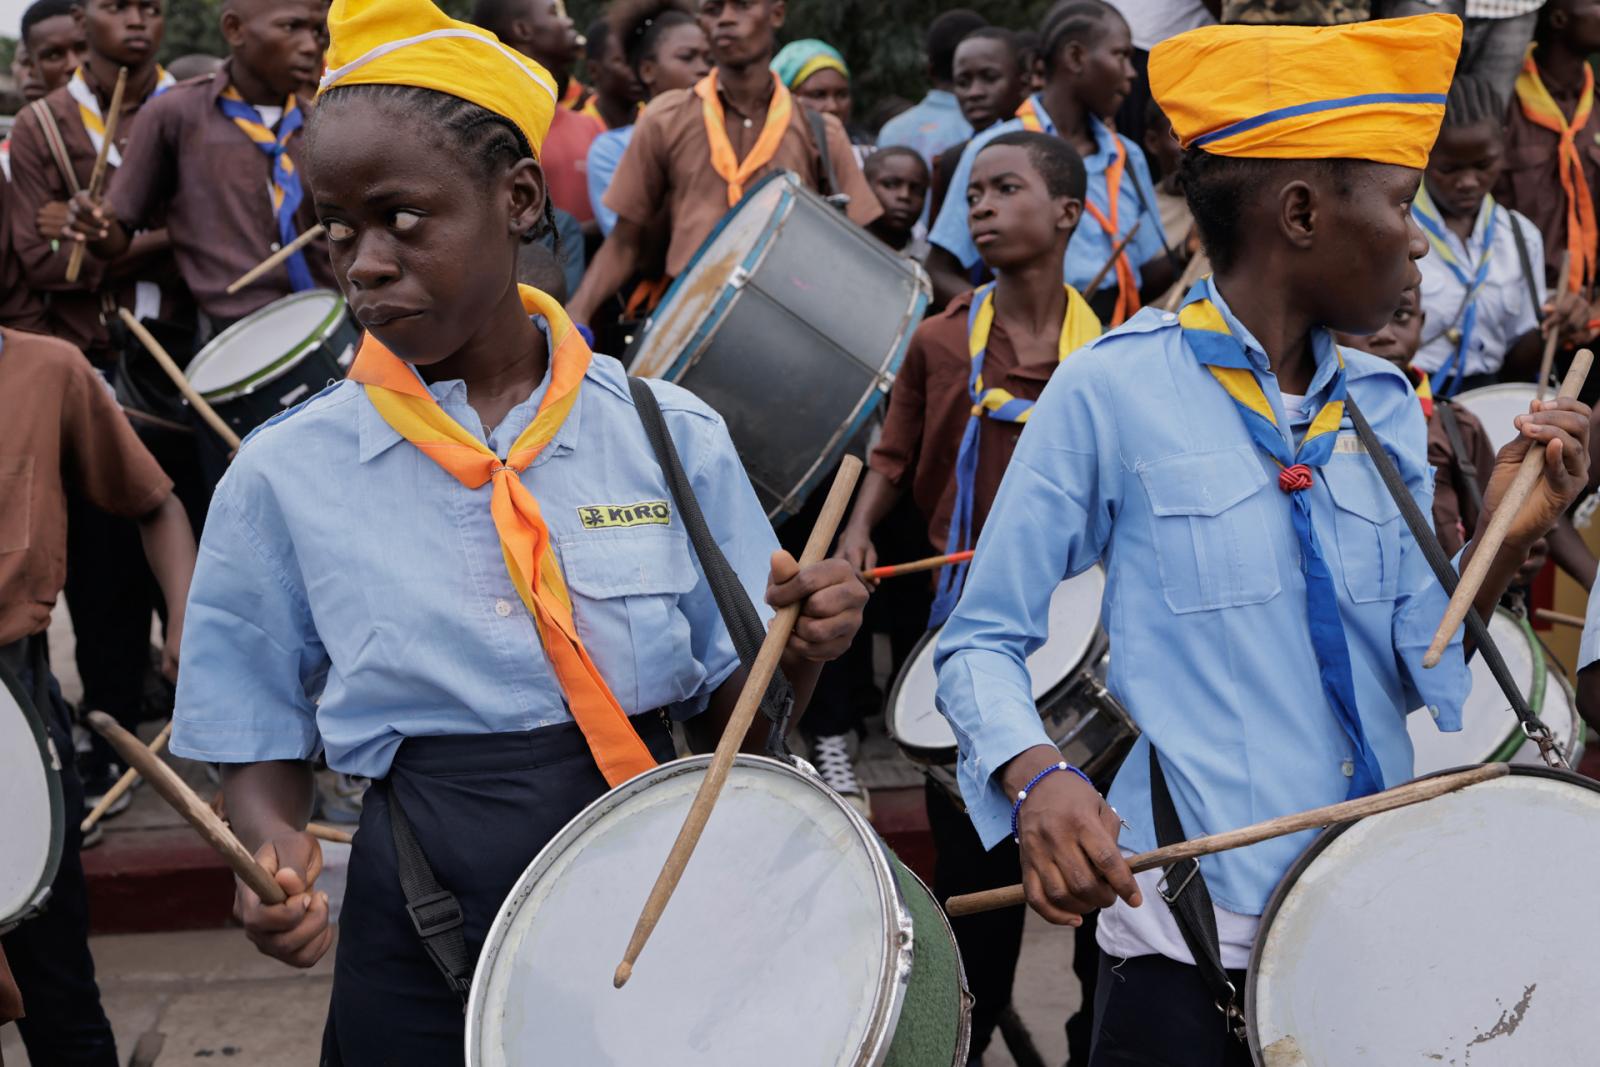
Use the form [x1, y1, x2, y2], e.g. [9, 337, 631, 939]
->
[727, 266, 751, 290]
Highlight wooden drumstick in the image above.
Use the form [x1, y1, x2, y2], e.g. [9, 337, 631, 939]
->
[86, 711, 286, 905]
[1082, 220, 1141, 299]
[862, 549, 973, 582]
[1535, 608, 1586, 629]
[65, 66, 127, 284]
[1536, 252, 1573, 401]
[225, 224, 325, 294]
[306, 822, 354, 845]
[944, 762, 1509, 917]
[118, 308, 243, 451]
[80, 720, 171, 833]
[1424, 348, 1593, 667]
[613, 456, 863, 988]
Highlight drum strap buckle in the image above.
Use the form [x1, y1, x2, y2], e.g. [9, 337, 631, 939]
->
[406, 889, 464, 939]
[1157, 859, 1199, 905]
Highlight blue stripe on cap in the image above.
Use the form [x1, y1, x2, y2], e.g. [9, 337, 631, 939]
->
[1193, 92, 1447, 148]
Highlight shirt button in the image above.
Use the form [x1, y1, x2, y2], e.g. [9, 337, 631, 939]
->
[1341, 759, 1355, 778]
[494, 599, 512, 617]
[270, 242, 281, 252]
[1162, 312, 1176, 323]
[1429, 705, 1440, 720]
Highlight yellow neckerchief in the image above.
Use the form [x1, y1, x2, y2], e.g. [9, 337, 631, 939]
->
[694, 70, 793, 207]
[345, 285, 657, 787]
[67, 65, 175, 168]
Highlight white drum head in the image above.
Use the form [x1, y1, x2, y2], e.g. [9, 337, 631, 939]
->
[1408, 609, 1536, 775]
[628, 178, 790, 380]
[187, 290, 344, 395]
[0, 677, 62, 926]
[1454, 384, 1539, 454]
[1250, 770, 1600, 1064]
[889, 568, 1106, 753]
[467, 757, 907, 1067]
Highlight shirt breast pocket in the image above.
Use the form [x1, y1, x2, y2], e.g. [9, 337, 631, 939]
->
[1138, 447, 1280, 614]
[1321, 455, 1401, 604]
[558, 529, 701, 713]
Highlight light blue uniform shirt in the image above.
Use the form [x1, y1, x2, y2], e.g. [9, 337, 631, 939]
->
[587, 125, 634, 237]
[929, 100, 1164, 294]
[933, 280, 1472, 915]
[877, 89, 972, 167]
[171, 349, 778, 779]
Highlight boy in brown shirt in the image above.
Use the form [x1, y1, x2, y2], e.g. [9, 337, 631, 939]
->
[0, 326, 195, 1067]
[566, 0, 878, 326]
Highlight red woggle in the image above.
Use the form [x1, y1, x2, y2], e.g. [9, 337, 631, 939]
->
[1278, 464, 1314, 493]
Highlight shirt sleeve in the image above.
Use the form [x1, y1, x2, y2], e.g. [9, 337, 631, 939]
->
[1427, 414, 1468, 558]
[60, 352, 173, 517]
[587, 131, 624, 236]
[171, 475, 327, 763]
[7, 108, 107, 293]
[657, 395, 780, 720]
[1581, 574, 1600, 672]
[929, 135, 982, 269]
[603, 104, 670, 230]
[867, 327, 930, 486]
[105, 96, 178, 235]
[933, 349, 1123, 847]
[823, 114, 881, 229]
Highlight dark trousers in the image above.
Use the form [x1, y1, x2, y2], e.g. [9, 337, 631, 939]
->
[1090, 953, 1250, 1067]
[0, 635, 118, 1066]
[321, 714, 677, 1067]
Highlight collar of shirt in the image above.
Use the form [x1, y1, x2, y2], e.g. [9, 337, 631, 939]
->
[1204, 275, 1345, 421]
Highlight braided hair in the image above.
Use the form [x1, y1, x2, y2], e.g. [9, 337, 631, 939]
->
[609, 0, 696, 77]
[306, 84, 557, 246]
[1442, 73, 1505, 131]
[1039, 0, 1124, 75]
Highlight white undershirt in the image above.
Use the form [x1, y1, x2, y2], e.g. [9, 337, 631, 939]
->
[254, 104, 285, 129]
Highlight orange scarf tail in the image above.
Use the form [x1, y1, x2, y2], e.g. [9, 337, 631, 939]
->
[1515, 50, 1598, 293]
[1084, 201, 1141, 327]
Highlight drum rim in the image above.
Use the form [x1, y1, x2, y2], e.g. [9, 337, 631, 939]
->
[1535, 639, 1587, 758]
[463, 753, 915, 1067]
[884, 629, 960, 764]
[874, 839, 975, 1067]
[1243, 764, 1600, 1062]
[1484, 610, 1549, 762]
[0, 661, 65, 932]
[186, 290, 350, 403]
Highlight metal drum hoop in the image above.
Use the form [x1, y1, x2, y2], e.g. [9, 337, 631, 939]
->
[186, 290, 353, 404]
[0, 662, 64, 934]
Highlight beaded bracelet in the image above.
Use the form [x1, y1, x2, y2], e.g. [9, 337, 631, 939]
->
[1010, 761, 1095, 842]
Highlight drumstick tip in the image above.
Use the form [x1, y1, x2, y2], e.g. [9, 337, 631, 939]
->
[613, 961, 632, 988]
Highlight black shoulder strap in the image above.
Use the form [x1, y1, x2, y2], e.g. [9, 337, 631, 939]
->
[1343, 393, 1559, 757]
[386, 782, 474, 1003]
[627, 376, 797, 757]
[802, 108, 850, 210]
[1148, 746, 1245, 1038]
[1506, 210, 1545, 324]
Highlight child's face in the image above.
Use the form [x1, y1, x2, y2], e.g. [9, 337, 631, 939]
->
[868, 154, 928, 236]
[967, 143, 1078, 272]
[953, 37, 1025, 131]
[225, 0, 325, 100]
[309, 95, 543, 366]
[640, 23, 712, 96]
[793, 67, 851, 127]
[1302, 161, 1428, 337]
[1143, 115, 1181, 177]
[1054, 17, 1134, 121]
[1553, 0, 1600, 52]
[1335, 289, 1425, 367]
[83, 0, 163, 69]
[1423, 120, 1505, 221]
[698, 0, 782, 71]
[25, 16, 87, 95]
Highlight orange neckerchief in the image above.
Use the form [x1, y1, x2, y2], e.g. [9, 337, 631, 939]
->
[1017, 96, 1046, 131]
[1083, 136, 1139, 326]
[560, 78, 588, 111]
[695, 70, 793, 207]
[1514, 48, 1597, 294]
[346, 285, 657, 787]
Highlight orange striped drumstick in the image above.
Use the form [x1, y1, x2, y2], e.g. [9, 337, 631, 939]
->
[862, 550, 974, 582]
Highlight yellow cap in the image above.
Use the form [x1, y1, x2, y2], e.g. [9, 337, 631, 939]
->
[1149, 14, 1462, 171]
[319, 0, 557, 159]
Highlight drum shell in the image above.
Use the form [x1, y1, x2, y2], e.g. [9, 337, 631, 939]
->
[465, 754, 972, 1067]
[628, 172, 929, 522]
[0, 666, 64, 933]
[185, 292, 360, 438]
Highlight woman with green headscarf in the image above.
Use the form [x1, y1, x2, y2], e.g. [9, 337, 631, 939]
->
[772, 39, 870, 165]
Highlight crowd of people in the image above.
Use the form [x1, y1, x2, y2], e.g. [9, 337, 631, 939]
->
[2, 0, 1600, 1063]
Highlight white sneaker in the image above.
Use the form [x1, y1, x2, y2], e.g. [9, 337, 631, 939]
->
[811, 733, 871, 820]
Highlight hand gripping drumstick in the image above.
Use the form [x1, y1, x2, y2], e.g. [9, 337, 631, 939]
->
[944, 762, 1509, 917]
[1424, 349, 1593, 667]
[80, 720, 171, 833]
[1536, 252, 1573, 402]
[613, 456, 863, 988]
[65, 66, 128, 284]
[225, 224, 326, 295]
[119, 308, 244, 451]
[862, 549, 973, 582]
[86, 711, 287, 905]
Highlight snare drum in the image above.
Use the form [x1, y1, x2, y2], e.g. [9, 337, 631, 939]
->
[0, 667, 64, 933]
[466, 755, 972, 1067]
[1453, 383, 1539, 453]
[627, 171, 930, 522]
[888, 569, 1137, 796]
[1248, 766, 1600, 1064]
[185, 290, 360, 440]
[1408, 608, 1582, 774]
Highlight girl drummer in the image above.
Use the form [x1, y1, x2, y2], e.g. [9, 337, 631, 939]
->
[159, 0, 866, 1061]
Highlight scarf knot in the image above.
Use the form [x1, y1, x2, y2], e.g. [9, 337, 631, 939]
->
[1279, 463, 1314, 493]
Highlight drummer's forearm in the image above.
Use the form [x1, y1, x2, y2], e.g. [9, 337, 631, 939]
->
[696, 653, 822, 755]
[220, 760, 317, 853]
[138, 493, 196, 626]
[569, 220, 645, 324]
[106, 228, 171, 279]
[842, 470, 902, 543]
[1548, 517, 1596, 591]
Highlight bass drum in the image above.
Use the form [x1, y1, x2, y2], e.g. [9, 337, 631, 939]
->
[466, 755, 971, 1066]
[0, 664, 64, 933]
[627, 171, 929, 522]
[1248, 766, 1600, 1064]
